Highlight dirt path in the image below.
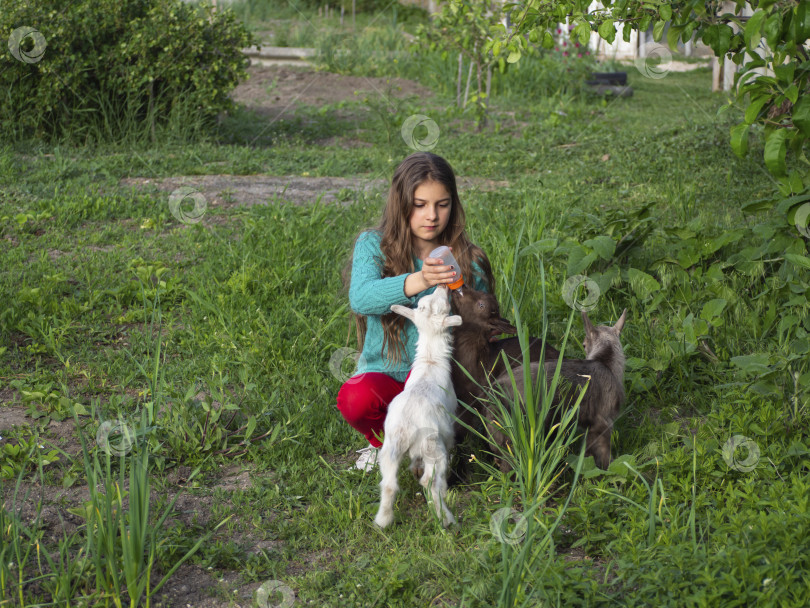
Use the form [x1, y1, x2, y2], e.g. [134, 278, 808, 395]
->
[120, 174, 509, 210]
[231, 64, 435, 121]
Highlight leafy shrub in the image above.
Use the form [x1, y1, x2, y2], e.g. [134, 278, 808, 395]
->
[0, 0, 256, 142]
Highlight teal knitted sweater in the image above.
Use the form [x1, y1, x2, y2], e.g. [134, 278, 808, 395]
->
[348, 229, 490, 382]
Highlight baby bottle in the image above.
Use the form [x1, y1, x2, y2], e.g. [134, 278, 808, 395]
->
[429, 245, 464, 295]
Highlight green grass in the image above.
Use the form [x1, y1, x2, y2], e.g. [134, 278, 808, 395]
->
[1, 25, 809, 607]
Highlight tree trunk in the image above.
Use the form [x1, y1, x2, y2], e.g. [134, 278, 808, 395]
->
[476, 56, 485, 130]
[486, 64, 492, 102]
[476, 56, 482, 102]
[463, 55, 474, 107]
[457, 53, 463, 107]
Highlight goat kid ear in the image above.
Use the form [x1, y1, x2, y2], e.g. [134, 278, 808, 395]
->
[493, 317, 517, 335]
[613, 308, 628, 334]
[443, 315, 463, 328]
[581, 310, 595, 334]
[390, 305, 415, 321]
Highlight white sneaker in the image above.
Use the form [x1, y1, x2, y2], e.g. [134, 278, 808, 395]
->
[354, 444, 379, 471]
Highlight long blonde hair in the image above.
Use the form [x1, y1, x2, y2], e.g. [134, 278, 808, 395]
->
[343, 152, 495, 364]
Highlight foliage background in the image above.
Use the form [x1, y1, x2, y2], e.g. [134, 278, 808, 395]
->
[0, 0, 255, 141]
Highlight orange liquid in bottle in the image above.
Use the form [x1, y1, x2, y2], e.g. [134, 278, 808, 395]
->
[447, 275, 464, 290]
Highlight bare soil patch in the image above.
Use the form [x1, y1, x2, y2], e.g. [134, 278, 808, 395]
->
[0, 403, 27, 430]
[231, 64, 434, 120]
[0, 404, 83, 457]
[119, 174, 510, 210]
[152, 565, 256, 608]
[121, 174, 387, 208]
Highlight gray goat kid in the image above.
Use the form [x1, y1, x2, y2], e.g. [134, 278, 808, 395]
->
[491, 309, 628, 471]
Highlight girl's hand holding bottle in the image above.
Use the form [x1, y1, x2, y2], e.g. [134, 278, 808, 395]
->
[421, 246, 463, 291]
[405, 252, 456, 296]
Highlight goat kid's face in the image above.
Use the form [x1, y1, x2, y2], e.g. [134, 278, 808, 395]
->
[450, 288, 516, 335]
[391, 286, 462, 332]
[582, 308, 628, 357]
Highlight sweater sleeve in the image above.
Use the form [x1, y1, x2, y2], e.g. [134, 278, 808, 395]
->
[349, 231, 417, 316]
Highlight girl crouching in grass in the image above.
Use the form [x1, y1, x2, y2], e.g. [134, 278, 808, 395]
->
[338, 151, 494, 470]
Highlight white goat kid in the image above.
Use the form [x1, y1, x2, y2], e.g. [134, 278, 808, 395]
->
[374, 286, 462, 529]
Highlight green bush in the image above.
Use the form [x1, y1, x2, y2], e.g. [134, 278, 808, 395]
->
[0, 0, 256, 142]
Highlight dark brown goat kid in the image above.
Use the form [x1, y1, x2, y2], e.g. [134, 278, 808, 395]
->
[492, 309, 628, 471]
[449, 287, 561, 443]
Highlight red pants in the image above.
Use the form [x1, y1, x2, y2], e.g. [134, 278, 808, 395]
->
[337, 372, 411, 448]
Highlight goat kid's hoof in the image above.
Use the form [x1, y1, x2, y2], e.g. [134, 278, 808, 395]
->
[442, 514, 457, 528]
[374, 513, 394, 529]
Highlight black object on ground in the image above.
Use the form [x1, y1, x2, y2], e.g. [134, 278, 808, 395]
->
[587, 71, 628, 85]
